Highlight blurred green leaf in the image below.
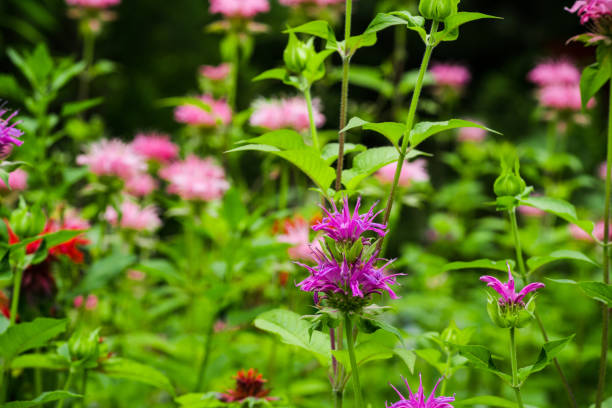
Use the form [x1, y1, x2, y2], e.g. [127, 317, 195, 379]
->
[1, 391, 81, 408]
[342, 117, 405, 148]
[454, 395, 518, 407]
[61, 98, 103, 117]
[444, 259, 514, 272]
[527, 250, 598, 274]
[394, 348, 416, 374]
[410, 119, 499, 149]
[0, 318, 67, 361]
[458, 345, 511, 383]
[99, 357, 175, 395]
[518, 335, 574, 383]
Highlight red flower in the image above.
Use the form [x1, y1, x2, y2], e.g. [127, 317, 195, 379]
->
[0, 291, 10, 319]
[220, 369, 273, 403]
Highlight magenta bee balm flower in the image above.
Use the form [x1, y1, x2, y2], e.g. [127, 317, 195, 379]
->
[174, 95, 232, 127]
[480, 266, 544, 306]
[66, 0, 120, 9]
[566, 0, 612, 24]
[105, 201, 161, 232]
[386, 374, 455, 408]
[130, 132, 179, 163]
[0, 107, 24, 154]
[250, 96, 325, 132]
[209, 0, 270, 19]
[200, 64, 231, 81]
[313, 197, 387, 243]
[77, 139, 147, 180]
[527, 60, 581, 87]
[430, 63, 471, 90]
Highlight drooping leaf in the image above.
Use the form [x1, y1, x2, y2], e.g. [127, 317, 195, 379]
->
[11, 353, 70, 370]
[526, 250, 598, 274]
[519, 196, 594, 235]
[321, 143, 366, 165]
[580, 61, 611, 110]
[241, 129, 307, 151]
[444, 259, 514, 272]
[518, 335, 574, 383]
[394, 348, 416, 374]
[341, 117, 406, 148]
[286, 20, 337, 46]
[0, 318, 67, 361]
[1, 391, 81, 408]
[435, 12, 502, 43]
[410, 119, 499, 149]
[99, 357, 175, 395]
[458, 345, 511, 383]
[252, 67, 288, 82]
[578, 281, 612, 305]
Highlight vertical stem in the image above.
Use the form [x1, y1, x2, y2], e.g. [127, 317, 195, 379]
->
[335, 0, 352, 191]
[78, 31, 96, 101]
[80, 369, 88, 408]
[344, 314, 363, 408]
[195, 318, 215, 391]
[333, 389, 344, 408]
[279, 165, 289, 210]
[508, 209, 527, 279]
[509, 327, 525, 408]
[595, 81, 612, 408]
[0, 364, 6, 403]
[9, 267, 23, 326]
[304, 87, 320, 152]
[378, 21, 439, 253]
[56, 369, 75, 408]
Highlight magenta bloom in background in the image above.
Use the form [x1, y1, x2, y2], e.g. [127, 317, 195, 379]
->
[457, 124, 487, 143]
[66, 0, 120, 8]
[313, 197, 387, 243]
[159, 155, 229, 201]
[124, 173, 157, 197]
[566, 0, 612, 24]
[200, 64, 231, 81]
[209, 0, 270, 18]
[105, 201, 161, 232]
[480, 265, 544, 306]
[430, 63, 471, 89]
[250, 96, 325, 132]
[537, 84, 595, 111]
[0, 169, 28, 191]
[386, 374, 454, 408]
[280, 0, 344, 6]
[74, 294, 99, 310]
[174, 95, 232, 127]
[77, 139, 147, 180]
[528, 60, 580, 87]
[375, 159, 429, 187]
[599, 162, 607, 179]
[131, 132, 179, 163]
[0, 107, 23, 154]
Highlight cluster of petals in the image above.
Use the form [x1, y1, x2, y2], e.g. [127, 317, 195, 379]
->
[279, 0, 344, 5]
[174, 95, 232, 127]
[386, 374, 454, 408]
[429, 63, 471, 89]
[130, 132, 178, 163]
[45, 211, 90, 263]
[209, 0, 270, 19]
[276, 216, 321, 261]
[0, 107, 23, 150]
[159, 155, 229, 201]
[480, 265, 545, 306]
[105, 201, 161, 232]
[566, 0, 612, 24]
[537, 84, 594, 111]
[74, 294, 99, 310]
[313, 197, 387, 243]
[0, 169, 28, 191]
[250, 97, 325, 132]
[77, 139, 147, 180]
[220, 368, 274, 402]
[375, 159, 430, 187]
[528, 60, 595, 111]
[65, 0, 120, 8]
[200, 64, 231, 81]
[528, 60, 581, 87]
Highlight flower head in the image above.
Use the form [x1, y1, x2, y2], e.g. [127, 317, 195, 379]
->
[0, 106, 23, 154]
[66, 0, 120, 9]
[104, 201, 161, 232]
[430, 63, 471, 89]
[528, 60, 581, 87]
[45, 211, 90, 263]
[200, 64, 231, 81]
[250, 96, 325, 131]
[77, 139, 147, 180]
[276, 216, 322, 261]
[480, 265, 544, 306]
[280, 0, 344, 5]
[566, 0, 612, 24]
[159, 155, 229, 201]
[0, 169, 28, 191]
[124, 173, 157, 197]
[386, 374, 455, 408]
[220, 369, 274, 403]
[209, 0, 270, 19]
[375, 159, 429, 187]
[537, 84, 595, 111]
[130, 132, 178, 163]
[313, 197, 387, 243]
[174, 95, 232, 127]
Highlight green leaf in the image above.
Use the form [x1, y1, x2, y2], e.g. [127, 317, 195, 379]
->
[458, 345, 511, 383]
[7, 48, 38, 88]
[519, 196, 594, 235]
[414, 348, 445, 374]
[579, 281, 612, 305]
[394, 348, 416, 374]
[286, 20, 337, 46]
[175, 392, 225, 408]
[61, 98, 103, 117]
[10, 353, 70, 370]
[580, 62, 611, 110]
[518, 335, 574, 383]
[1, 391, 81, 408]
[253, 67, 288, 82]
[365, 13, 423, 36]
[321, 143, 366, 165]
[0, 318, 67, 361]
[275, 150, 336, 191]
[341, 117, 406, 148]
[454, 395, 518, 407]
[444, 259, 514, 272]
[329, 66, 394, 98]
[75, 252, 137, 293]
[435, 12, 502, 43]
[332, 330, 395, 371]
[254, 309, 331, 365]
[0, 74, 26, 101]
[51, 61, 86, 91]
[386, 11, 428, 42]
[410, 119, 499, 149]
[158, 97, 212, 112]
[527, 250, 598, 274]
[99, 357, 175, 395]
[222, 188, 247, 230]
[241, 129, 307, 150]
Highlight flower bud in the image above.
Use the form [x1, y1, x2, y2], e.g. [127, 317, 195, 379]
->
[486, 294, 535, 329]
[283, 32, 315, 74]
[68, 327, 101, 363]
[419, 0, 458, 21]
[493, 159, 526, 197]
[9, 201, 45, 239]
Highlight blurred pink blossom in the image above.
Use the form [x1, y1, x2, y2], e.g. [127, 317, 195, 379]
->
[159, 155, 229, 201]
[127, 269, 146, 281]
[430, 63, 471, 89]
[518, 205, 545, 217]
[538, 84, 595, 111]
[569, 221, 610, 241]
[73, 295, 84, 308]
[209, 0, 269, 18]
[375, 159, 429, 187]
[280, 0, 343, 5]
[131, 132, 179, 163]
[457, 123, 487, 143]
[174, 95, 232, 127]
[77, 139, 147, 180]
[528, 60, 580, 87]
[66, 0, 120, 8]
[599, 162, 607, 179]
[566, 0, 612, 24]
[276, 217, 321, 261]
[200, 64, 231, 81]
[124, 173, 157, 197]
[105, 201, 161, 232]
[74, 294, 98, 310]
[250, 96, 325, 131]
[0, 169, 27, 191]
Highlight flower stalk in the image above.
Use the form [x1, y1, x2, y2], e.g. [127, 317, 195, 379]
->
[304, 87, 320, 152]
[9, 266, 22, 326]
[56, 368, 76, 408]
[344, 313, 363, 408]
[335, 0, 353, 190]
[509, 327, 525, 408]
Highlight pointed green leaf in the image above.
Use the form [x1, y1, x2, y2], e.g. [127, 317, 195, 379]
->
[458, 345, 511, 383]
[1, 391, 81, 408]
[518, 335, 574, 383]
[11, 353, 70, 370]
[435, 12, 502, 43]
[444, 259, 515, 272]
[243, 130, 307, 150]
[394, 348, 416, 374]
[286, 20, 337, 46]
[252, 67, 288, 82]
[519, 196, 594, 235]
[342, 117, 406, 148]
[61, 97, 103, 117]
[580, 62, 611, 110]
[0, 318, 67, 361]
[527, 250, 598, 274]
[578, 281, 612, 305]
[454, 395, 518, 407]
[410, 119, 499, 149]
[321, 143, 366, 165]
[100, 358, 175, 395]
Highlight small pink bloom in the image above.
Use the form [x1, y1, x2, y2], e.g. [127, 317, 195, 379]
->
[375, 159, 429, 187]
[66, 0, 120, 9]
[124, 173, 157, 197]
[174, 95, 232, 127]
[538, 84, 596, 111]
[77, 139, 147, 180]
[599, 162, 607, 180]
[457, 122, 487, 143]
[518, 205, 545, 217]
[569, 223, 594, 241]
[430, 63, 471, 89]
[85, 294, 98, 310]
[280, 0, 344, 5]
[74, 295, 84, 308]
[209, 0, 270, 18]
[159, 155, 230, 201]
[250, 96, 325, 132]
[566, 0, 612, 24]
[0, 169, 28, 191]
[105, 201, 161, 232]
[127, 269, 146, 281]
[131, 132, 178, 163]
[528, 60, 581, 87]
[277, 217, 321, 261]
[200, 64, 231, 81]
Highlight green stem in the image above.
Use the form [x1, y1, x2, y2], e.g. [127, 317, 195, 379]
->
[333, 388, 344, 408]
[335, 0, 352, 191]
[509, 327, 525, 408]
[378, 21, 439, 252]
[78, 31, 96, 101]
[57, 369, 75, 408]
[80, 369, 88, 408]
[508, 209, 527, 279]
[596, 80, 612, 408]
[304, 87, 320, 152]
[344, 314, 363, 408]
[9, 267, 23, 326]
[0, 364, 6, 403]
[195, 318, 215, 391]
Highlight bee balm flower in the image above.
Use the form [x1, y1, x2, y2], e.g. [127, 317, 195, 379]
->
[313, 197, 387, 243]
[386, 374, 455, 408]
[528, 60, 581, 87]
[77, 139, 147, 180]
[0, 169, 28, 191]
[0, 106, 23, 153]
[66, 0, 120, 8]
[430, 63, 471, 90]
[130, 132, 178, 163]
[209, 0, 270, 19]
[105, 201, 161, 232]
[480, 265, 544, 307]
[566, 0, 612, 24]
[250, 96, 325, 132]
[174, 95, 232, 127]
[159, 155, 229, 201]
[200, 64, 231, 81]
[220, 369, 274, 403]
[375, 159, 429, 187]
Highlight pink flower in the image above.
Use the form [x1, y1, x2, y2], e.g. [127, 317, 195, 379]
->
[569, 221, 611, 241]
[130, 132, 178, 163]
[105, 201, 161, 232]
[457, 122, 487, 143]
[66, 0, 120, 8]
[528, 60, 581, 87]
[200, 64, 231, 81]
[599, 162, 607, 179]
[174, 95, 232, 127]
[74, 294, 98, 310]
[375, 159, 429, 187]
[279, 0, 344, 5]
[127, 269, 146, 281]
[250, 96, 325, 132]
[538, 84, 595, 111]
[209, 0, 270, 18]
[276, 217, 321, 261]
[77, 139, 147, 180]
[159, 155, 230, 201]
[74, 295, 84, 308]
[386, 374, 454, 408]
[124, 173, 157, 197]
[566, 0, 612, 24]
[518, 205, 545, 217]
[430, 63, 471, 89]
[480, 265, 545, 306]
[0, 169, 27, 191]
